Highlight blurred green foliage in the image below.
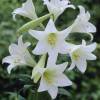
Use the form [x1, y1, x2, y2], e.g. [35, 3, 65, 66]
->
[0, 0, 100, 100]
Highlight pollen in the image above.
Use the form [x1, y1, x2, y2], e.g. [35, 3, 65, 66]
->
[47, 33, 57, 46]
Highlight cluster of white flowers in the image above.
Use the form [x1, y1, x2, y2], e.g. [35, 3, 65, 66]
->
[3, 0, 97, 99]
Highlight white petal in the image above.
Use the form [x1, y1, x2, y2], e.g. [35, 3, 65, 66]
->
[70, 5, 96, 33]
[43, 0, 75, 21]
[86, 11, 90, 20]
[45, 19, 57, 33]
[58, 42, 71, 54]
[59, 26, 72, 38]
[85, 53, 97, 60]
[82, 40, 86, 46]
[18, 35, 30, 48]
[78, 6, 86, 15]
[7, 64, 15, 74]
[9, 44, 19, 55]
[66, 5, 75, 9]
[86, 22, 96, 33]
[76, 58, 87, 73]
[2, 56, 14, 64]
[85, 43, 97, 52]
[48, 87, 58, 99]
[47, 51, 58, 66]
[18, 35, 25, 47]
[32, 42, 47, 55]
[56, 74, 72, 87]
[55, 62, 68, 73]
[68, 61, 75, 71]
[12, 0, 37, 20]
[28, 29, 45, 40]
[38, 77, 49, 92]
[24, 42, 31, 47]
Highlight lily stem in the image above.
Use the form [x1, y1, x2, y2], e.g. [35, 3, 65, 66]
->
[35, 89, 39, 100]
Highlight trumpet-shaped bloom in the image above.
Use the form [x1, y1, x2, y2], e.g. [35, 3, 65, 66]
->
[43, 0, 75, 21]
[2, 36, 35, 74]
[12, 0, 37, 20]
[68, 40, 97, 73]
[68, 6, 96, 34]
[29, 19, 71, 65]
[32, 62, 72, 99]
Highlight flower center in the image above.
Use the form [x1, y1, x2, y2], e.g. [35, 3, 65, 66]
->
[72, 49, 81, 60]
[47, 33, 57, 46]
[44, 69, 55, 84]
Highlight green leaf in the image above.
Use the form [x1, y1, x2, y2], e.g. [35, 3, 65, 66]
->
[23, 85, 33, 92]
[17, 13, 52, 34]
[58, 88, 71, 97]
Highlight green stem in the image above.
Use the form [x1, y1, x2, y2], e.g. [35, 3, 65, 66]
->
[17, 13, 52, 34]
[40, 23, 45, 29]
[35, 89, 39, 100]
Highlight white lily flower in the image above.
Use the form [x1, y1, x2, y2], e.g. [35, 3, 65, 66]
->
[2, 36, 36, 74]
[68, 40, 97, 73]
[32, 61, 72, 99]
[68, 6, 96, 34]
[43, 0, 75, 21]
[29, 19, 71, 65]
[12, 0, 37, 20]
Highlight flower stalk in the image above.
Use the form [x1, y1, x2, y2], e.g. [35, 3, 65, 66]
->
[17, 13, 52, 34]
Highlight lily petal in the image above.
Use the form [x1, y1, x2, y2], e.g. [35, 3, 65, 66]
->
[38, 77, 49, 92]
[29, 29, 45, 40]
[69, 5, 96, 34]
[85, 43, 97, 52]
[7, 64, 15, 74]
[68, 61, 75, 71]
[12, 0, 37, 20]
[45, 19, 57, 33]
[85, 53, 97, 60]
[56, 74, 72, 87]
[55, 62, 68, 73]
[48, 87, 58, 99]
[43, 0, 75, 21]
[2, 56, 14, 64]
[47, 51, 58, 66]
[9, 44, 19, 55]
[76, 58, 87, 73]
[32, 42, 47, 55]
[59, 42, 71, 54]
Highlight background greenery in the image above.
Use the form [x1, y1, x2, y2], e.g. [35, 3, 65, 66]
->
[0, 0, 100, 100]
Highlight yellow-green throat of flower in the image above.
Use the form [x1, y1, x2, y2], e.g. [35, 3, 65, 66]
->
[44, 69, 55, 84]
[47, 33, 57, 46]
[72, 49, 81, 60]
